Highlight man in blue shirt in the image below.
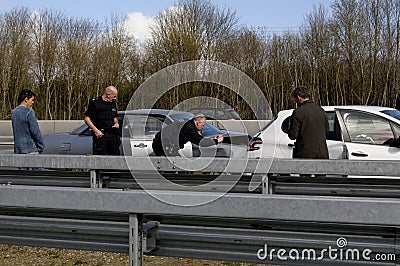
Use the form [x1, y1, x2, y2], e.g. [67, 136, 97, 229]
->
[11, 89, 44, 155]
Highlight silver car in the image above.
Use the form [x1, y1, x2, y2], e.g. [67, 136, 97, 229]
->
[43, 109, 250, 157]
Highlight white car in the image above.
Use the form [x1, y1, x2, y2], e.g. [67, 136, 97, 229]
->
[248, 106, 400, 160]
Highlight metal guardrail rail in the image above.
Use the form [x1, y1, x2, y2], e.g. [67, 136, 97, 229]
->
[3, 169, 400, 198]
[1, 154, 400, 176]
[1, 154, 400, 197]
[0, 154, 400, 265]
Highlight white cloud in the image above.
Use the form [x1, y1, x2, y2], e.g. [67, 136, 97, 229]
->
[124, 12, 155, 43]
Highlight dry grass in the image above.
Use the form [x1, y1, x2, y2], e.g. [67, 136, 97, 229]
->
[0, 244, 264, 266]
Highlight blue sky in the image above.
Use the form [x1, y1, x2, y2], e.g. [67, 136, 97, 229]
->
[0, 0, 334, 40]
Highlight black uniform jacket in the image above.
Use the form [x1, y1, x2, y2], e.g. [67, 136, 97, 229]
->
[288, 100, 329, 159]
[84, 96, 118, 132]
[152, 119, 217, 156]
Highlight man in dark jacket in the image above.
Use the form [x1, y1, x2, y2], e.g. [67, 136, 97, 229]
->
[152, 114, 223, 156]
[288, 86, 329, 159]
[84, 86, 120, 155]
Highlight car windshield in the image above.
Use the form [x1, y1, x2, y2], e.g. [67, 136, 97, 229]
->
[257, 117, 277, 133]
[228, 110, 241, 120]
[381, 110, 400, 122]
[71, 124, 88, 134]
[169, 113, 194, 121]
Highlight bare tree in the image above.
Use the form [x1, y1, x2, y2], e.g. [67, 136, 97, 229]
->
[144, 0, 239, 110]
[302, 4, 337, 105]
[60, 17, 100, 119]
[1, 0, 400, 120]
[380, 0, 400, 107]
[0, 8, 33, 119]
[30, 8, 66, 119]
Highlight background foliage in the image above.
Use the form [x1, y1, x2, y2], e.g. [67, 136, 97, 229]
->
[0, 0, 399, 119]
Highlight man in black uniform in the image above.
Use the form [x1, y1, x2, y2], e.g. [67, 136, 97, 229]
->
[152, 114, 224, 156]
[84, 86, 120, 155]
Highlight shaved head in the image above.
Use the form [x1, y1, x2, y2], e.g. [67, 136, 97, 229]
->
[102, 86, 118, 102]
[104, 86, 117, 95]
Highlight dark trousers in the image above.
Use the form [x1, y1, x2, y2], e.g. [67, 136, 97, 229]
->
[92, 135, 120, 155]
[152, 140, 165, 156]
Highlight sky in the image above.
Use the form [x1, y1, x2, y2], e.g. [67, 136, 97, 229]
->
[0, 0, 334, 41]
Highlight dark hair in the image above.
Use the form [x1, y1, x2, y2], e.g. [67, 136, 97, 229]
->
[17, 89, 35, 104]
[292, 86, 310, 99]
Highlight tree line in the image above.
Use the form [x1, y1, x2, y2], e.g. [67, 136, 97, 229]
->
[0, 0, 399, 120]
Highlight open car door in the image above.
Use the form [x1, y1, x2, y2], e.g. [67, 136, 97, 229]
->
[335, 108, 400, 160]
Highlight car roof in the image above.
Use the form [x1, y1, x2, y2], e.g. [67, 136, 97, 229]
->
[118, 109, 193, 116]
[277, 105, 400, 124]
[322, 105, 398, 113]
[279, 105, 398, 114]
[187, 107, 236, 111]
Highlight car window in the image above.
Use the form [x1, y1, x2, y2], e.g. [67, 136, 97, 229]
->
[381, 109, 400, 121]
[393, 123, 400, 139]
[72, 124, 90, 135]
[228, 110, 241, 120]
[326, 112, 342, 141]
[210, 120, 225, 130]
[80, 127, 93, 136]
[201, 110, 214, 117]
[125, 115, 163, 138]
[215, 110, 225, 119]
[340, 110, 395, 145]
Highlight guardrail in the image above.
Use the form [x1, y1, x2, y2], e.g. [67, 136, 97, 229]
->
[1, 154, 399, 175]
[0, 154, 399, 265]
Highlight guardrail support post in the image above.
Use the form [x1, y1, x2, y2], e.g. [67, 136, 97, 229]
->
[129, 213, 143, 266]
[262, 174, 270, 194]
[90, 170, 98, 188]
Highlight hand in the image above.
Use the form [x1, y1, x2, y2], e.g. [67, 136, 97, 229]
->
[214, 134, 224, 143]
[94, 129, 104, 138]
[112, 123, 119, 129]
[37, 147, 43, 153]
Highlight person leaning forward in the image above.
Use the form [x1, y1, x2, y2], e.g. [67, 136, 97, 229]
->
[152, 113, 224, 156]
[288, 86, 329, 159]
[84, 86, 120, 155]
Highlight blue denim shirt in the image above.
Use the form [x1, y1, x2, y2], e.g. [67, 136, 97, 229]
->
[11, 106, 44, 154]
